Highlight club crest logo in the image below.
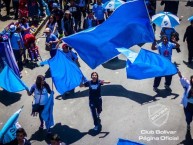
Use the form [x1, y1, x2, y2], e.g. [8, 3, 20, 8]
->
[164, 21, 168, 26]
[148, 104, 170, 127]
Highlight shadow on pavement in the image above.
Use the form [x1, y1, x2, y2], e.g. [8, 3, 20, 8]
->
[48, 123, 87, 145]
[183, 61, 193, 69]
[0, 90, 21, 106]
[44, 68, 51, 78]
[178, 130, 193, 145]
[102, 57, 126, 70]
[0, 15, 13, 21]
[23, 61, 39, 70]
[66, 85, 158, 105]
[153, 89, 179, 100]
[29, 123, 87, 144]
[88, 124, 109, 138]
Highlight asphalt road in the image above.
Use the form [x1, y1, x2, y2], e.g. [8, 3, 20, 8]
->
[1, 1, 193, 145]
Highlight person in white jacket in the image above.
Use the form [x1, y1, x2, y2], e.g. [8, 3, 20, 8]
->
[178, 71, 193, 130]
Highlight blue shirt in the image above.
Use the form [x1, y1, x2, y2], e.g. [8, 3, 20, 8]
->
[156, 42, 176, 61]
[64, 50, 78, 61]
[10, 33, 21, 50]
[46, 34, 58, 50]
[92, 4, 106, 20]
[21, 23, 30, 36]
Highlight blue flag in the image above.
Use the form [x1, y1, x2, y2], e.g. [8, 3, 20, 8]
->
[118, 48, 177, 79]
[42, 50, 84, 94]
[42, 92, 54, 129]
[0, 65, 28, 92]
[62, 0, 154, 69]
[0, 107, 23, 144]
[117, 138, 145, 145]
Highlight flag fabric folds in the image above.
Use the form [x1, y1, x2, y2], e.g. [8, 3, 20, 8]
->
[117, 138, 145, 145]
[0, 65, 28, 92]
[0, 107, 23, 144]
[118, 48, 177, 80]
[43, 50, 84, 94]
[62, 0, 154, 69]
[42, 92, 54, 129]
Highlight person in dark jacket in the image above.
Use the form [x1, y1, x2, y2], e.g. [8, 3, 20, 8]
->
[160, 0, 179, 15]
[4, 0, 11, 17]
[62, 10, 75, 36]
[3, 128, 31, 145]
[183, 20, 193, 64]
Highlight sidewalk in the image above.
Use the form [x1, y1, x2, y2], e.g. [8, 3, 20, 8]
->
[0, 5, 48, 36]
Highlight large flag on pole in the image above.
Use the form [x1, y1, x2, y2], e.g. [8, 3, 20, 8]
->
[0, 107, 23, 144]
[0, 65, 28, 92]
[42, 92, 54, 129]
[118, 48, 178, 79]
[41, 50, 84, 94]
[62, 0, 154, 69]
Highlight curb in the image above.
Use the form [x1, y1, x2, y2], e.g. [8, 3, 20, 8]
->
[34, 16, 49, 36]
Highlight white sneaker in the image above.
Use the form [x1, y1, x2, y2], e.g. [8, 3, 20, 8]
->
[93, 125, 99, 131]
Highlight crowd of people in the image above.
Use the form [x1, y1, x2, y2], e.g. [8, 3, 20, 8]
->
[1, 0, 193, 144]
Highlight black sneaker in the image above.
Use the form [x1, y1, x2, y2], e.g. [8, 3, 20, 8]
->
[153, 87, 158, 92]
[187, 125, 191, 131]
[165, 85, 171, 91]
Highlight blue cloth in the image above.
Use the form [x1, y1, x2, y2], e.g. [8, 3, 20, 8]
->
[118, 48, 177, 80]
[10, 33, 21, 50]
[156, 41, 176, 61]
[46, 34, 58, 50]
[42, 50, 84, 94]
[0, 65, 28, 92]
[42, 92, 54, 129]
[62, 0, 154, 69]
[0, 108, 22, 144]
[117, 138, 145, 145]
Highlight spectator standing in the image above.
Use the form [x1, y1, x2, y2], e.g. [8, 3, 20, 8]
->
[44, 28, 59, 58]
[151, 35, 180, 92]
[9, 25, 23, 71]
[67, 0, 82, 31]
[4, 0, 11, 17]
[183, 20, 193, 64]
[28, 0, 39, 24]
[46, 15, 59, 37]
[19, 17, 31, 38]
[80, 72, 110, 131]
[83, 11, 98, 29]
[92, 0, 107, 24]
[27, 75, 52, 130]
[51, 3, 64, 37]
[62, 10, 75, 36]
[13, 0, 19, 19]
[78, 0, 88, 19]
[160, 0, 179, 15]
